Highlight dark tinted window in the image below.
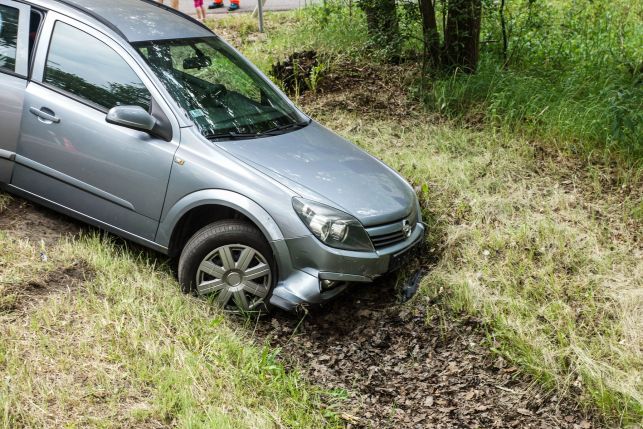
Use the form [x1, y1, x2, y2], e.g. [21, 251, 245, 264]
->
[0, 5, 19, 72]
[44, 22, 150, 111]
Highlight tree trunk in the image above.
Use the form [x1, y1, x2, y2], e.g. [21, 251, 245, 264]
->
[443, 0, 482, 72]
[359, 0, 401, 61]
[499, 0, 508, 64]
[418, 0, 441, 68]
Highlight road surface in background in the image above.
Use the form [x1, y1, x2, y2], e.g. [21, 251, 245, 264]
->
[175, 0, 317, 15]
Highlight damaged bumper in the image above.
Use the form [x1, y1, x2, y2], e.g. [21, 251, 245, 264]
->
[269, 222, 425, 311]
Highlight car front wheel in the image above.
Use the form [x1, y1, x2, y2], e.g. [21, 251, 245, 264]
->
[178, 220, 275, 313]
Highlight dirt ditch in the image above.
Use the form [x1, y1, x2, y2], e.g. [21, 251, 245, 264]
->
[252, 281, 598, 429]
[0, 197, 85, 245]
[0, 196, 599, 428]
[1, 260, 93, 314]
[0, 197, 91, 314]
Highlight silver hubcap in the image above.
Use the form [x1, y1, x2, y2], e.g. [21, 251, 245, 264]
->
[196, 244, 272, 312]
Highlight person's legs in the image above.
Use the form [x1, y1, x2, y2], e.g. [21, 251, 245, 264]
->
[228, 0, 239, 11]
[195, 0, 203, 18]
[171, 0, 179, 8]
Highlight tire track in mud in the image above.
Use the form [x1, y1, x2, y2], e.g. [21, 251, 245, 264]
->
[1, 196, 600, 428]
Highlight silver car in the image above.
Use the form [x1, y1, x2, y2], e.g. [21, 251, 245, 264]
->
[0, 0, 424, 312]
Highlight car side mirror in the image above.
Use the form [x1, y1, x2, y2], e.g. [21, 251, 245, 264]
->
[106, 105, 156, 133]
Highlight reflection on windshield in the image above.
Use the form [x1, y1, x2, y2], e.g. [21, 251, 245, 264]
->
[135, 37, 307, 138]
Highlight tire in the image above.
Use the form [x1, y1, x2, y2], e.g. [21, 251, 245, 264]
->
[178, 220, 275, 313]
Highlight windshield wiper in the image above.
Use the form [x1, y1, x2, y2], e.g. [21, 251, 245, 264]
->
[203, 120, 311, 140]
[261, 120, 311, 135]
[203, 131, 261, 140]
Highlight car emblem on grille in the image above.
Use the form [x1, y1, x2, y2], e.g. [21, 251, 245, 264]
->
[402, 219, 412, 238]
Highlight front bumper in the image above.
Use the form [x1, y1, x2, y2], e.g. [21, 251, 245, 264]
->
[269, 222, 425, 311]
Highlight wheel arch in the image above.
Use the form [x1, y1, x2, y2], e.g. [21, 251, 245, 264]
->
[157, 189, 285, 258]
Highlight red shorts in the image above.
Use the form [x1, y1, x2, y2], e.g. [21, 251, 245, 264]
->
[194, 0, 204, 7]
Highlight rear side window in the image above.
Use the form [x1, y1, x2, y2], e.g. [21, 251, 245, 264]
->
[0, 4, 19, 73]
[43, 22, 151, 111]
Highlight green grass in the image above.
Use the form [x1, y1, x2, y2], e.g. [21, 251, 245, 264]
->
[424, 55, 643, 163]
[0, 231, 341, 428]
[211, 9, 369, 72]
[212, 9, 642, 425]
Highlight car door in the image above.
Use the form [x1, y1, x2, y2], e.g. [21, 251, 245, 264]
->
[12, 13, 180, 242]
[0, 0, 29, 184]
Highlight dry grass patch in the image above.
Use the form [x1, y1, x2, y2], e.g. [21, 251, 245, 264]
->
[0, 193, 10, 212]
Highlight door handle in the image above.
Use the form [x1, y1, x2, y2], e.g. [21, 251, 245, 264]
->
[30, 107, 60, 124]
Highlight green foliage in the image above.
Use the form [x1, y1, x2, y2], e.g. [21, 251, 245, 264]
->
[424, 57, 643, 160]
[283, 0, 642, 163]
[430, 0, 643, 161]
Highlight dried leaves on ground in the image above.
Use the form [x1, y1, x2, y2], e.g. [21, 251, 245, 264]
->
[252, 280, 599, 429]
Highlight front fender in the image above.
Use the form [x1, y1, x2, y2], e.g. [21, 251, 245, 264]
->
[155, 189, 285, 249]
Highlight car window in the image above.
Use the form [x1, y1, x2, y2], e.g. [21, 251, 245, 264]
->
[0, 4, 19, 73]
[43, 22, 151, 111]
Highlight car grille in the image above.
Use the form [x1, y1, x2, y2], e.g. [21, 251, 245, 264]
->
[370, 230, 409, 248]
[366, 210, 418, 250]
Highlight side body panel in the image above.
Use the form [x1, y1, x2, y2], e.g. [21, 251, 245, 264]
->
[156, 129, 311, 247]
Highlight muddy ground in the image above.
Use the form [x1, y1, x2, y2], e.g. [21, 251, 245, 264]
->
[0, 198, 92, 315]
[0, 196, 600, 428]
[252, 284, 599, 428]
[0, 197, 84, 245]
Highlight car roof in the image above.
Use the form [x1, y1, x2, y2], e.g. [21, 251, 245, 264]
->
[51, 0, 213, 43]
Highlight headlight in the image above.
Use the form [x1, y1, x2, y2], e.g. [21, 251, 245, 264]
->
[292, 198, 374, 252]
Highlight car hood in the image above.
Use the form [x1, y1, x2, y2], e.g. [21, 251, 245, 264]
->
[215, 122, 415, 226]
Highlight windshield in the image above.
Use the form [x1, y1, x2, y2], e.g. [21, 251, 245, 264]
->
[134, 37, 307, 138]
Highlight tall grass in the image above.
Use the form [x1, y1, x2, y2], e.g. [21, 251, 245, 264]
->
[0, 211, 340, 428]
[424, 0, 643, 162]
